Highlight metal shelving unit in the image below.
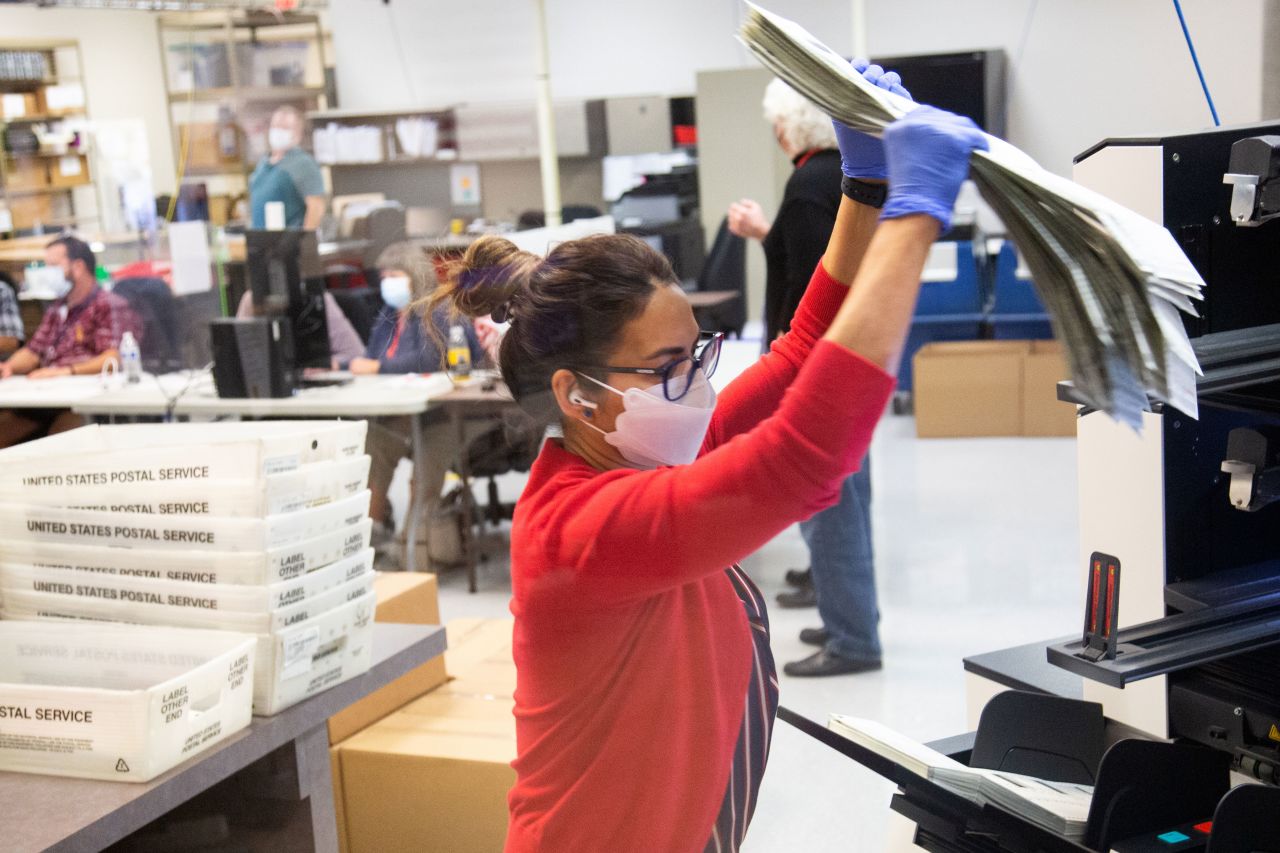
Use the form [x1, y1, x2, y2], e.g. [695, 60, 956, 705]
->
[0, 40, 94, 237]
[158, 10, 331, 219]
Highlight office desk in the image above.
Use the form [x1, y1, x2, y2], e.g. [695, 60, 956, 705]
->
[0, 623, 446, 853]
[0, 375, 122, 410]
[435, 380, 522, 592]
[73, 372, 454, 572]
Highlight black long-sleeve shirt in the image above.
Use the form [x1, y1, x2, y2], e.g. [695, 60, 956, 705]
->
[762, 148, 843, 344]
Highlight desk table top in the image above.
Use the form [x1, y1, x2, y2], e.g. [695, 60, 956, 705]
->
[0, 623, 447, 853]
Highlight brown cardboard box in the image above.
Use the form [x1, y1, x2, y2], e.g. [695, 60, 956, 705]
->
[46, 153, 89, 188]
[1, 92, 39, 119]
[1023, 340, 1077, 437]
[327, 572, 448, 743]
[332, 746, 350, 853]
[8, 192, 55, 230]
[183, 122, 239, 171]
[445, 617, 514, 678]
[337, 716, 516, 853]
[4, 157, 49, 191]
[914, 341, 1028, 438]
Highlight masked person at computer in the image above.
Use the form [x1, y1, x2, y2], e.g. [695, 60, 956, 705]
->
[354, 242, 481, 566]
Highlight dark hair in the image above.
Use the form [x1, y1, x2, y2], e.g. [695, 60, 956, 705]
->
[427, 233, 676, 423]
[47, 235, 95, 277]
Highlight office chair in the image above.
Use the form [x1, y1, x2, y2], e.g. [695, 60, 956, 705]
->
[329, 286, 384, 345]
[515, 204, 603, 230]
[113, 277, 182, 373]
[693, 217, 747, 337]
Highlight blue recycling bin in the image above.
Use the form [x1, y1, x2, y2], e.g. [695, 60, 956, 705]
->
[898, 240, 985, 393]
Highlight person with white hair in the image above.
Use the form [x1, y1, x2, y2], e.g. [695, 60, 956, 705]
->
[727, 66, 909, 677]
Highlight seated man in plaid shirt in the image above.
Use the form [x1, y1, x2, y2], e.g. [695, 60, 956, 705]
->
[0, 236, 141, 448]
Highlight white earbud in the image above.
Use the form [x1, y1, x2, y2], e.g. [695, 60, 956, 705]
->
[568, 390, 598, 412]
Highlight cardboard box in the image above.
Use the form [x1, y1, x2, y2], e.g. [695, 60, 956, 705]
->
[1, 93, 38, 119]
[327, 571, 448, 743]
[46, 153, 89, 188]
[4, 157, 49, 191]
[183, 122, 239, 171]
[336, 713, 516, 853]
[332, 746, 350, 853]
[914, 341, 1029, 438]
[8, 192, 55, 230]
[1023, 340, 1077, 437]
[445, 617, 514, 678]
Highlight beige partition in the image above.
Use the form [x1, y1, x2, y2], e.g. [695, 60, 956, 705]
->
[695, 67, 791, 327]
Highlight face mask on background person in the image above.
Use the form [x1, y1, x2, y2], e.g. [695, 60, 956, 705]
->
[268, 127, 295, 153]
[572, 370, 717, 469]
[380, 275, 412, 311]
[48, 267, 72, 300]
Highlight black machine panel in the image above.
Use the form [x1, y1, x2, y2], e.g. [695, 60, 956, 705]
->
[1160, 122, 1280, 337]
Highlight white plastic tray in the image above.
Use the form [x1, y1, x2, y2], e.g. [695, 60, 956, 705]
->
[251, 593, 376, 715]
[0, 491, 370, 552]
[0, 621, 255, 782]
[0, 548, 373, 613]
[0, 557, 375, 634]
[0, 455, 372, 518]
[0, 518, 372, 586]
[0, 421, 367, 489]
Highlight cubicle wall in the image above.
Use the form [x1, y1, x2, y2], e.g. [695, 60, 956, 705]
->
[695, 67, 791, 333]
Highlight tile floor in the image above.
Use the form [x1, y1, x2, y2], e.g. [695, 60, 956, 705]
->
[393, 380, 1083, 852]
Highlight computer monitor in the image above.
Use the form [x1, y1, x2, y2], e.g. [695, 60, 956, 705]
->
[245, 229, 330, 370]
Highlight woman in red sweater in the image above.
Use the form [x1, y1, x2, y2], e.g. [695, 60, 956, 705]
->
[433, 98, 986, 851]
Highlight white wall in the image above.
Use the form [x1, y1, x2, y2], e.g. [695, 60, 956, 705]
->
[330, 0, 849, 106]
[333, 0, 1266, 175]
[0, 7, 176, 198]
[863, 0, 1265, 174]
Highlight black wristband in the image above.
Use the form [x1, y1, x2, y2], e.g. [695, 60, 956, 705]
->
[841, 176, 887, 209]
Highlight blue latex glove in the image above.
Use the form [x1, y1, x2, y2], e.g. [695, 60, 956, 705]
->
[880, 105, 989, 231]
[834, 59, 912, 179]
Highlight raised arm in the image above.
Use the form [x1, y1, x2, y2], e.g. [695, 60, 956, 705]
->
[704, 63, 910, 447]
[529, 106, 988, 606]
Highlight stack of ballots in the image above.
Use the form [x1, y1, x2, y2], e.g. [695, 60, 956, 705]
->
[739, 3, 1204, 428]
[0, 422, 377, 715]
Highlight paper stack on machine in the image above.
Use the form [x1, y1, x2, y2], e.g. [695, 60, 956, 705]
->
[0, 621, 256, 782]
[739, 3, 1205, 428]
[0, 422, 378, 716]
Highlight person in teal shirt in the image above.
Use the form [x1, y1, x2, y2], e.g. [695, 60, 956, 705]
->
[249, 106, 326, 230]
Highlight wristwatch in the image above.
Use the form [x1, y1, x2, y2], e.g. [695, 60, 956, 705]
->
[841, 176, 887, 209]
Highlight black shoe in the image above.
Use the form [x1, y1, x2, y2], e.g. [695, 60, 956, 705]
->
[785, 567, 813, 588]
[775, 586, 817, 608]
[799, 627, 829, 647]
[783, 649, 883, 677]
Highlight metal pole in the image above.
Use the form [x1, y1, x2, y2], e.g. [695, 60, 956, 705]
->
[851, 0, 868, 59]
[532, 0, 562, 227]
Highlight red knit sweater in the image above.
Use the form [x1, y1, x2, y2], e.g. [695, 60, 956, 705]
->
[504, 261, 895, 852]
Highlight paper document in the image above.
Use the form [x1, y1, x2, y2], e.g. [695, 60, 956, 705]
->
[739, 4, 1205, 427]
[829, 714, 1093, 840]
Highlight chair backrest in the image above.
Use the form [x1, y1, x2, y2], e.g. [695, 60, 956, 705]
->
[694, 217, 747, 333]
[112, 277, 182, 372]
[328, 286, 383, 345]
[516, 205, 605, 231]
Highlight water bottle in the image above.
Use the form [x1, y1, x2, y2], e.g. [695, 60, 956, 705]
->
[119, 331, 141, 384]
[446, 324, 471, 381]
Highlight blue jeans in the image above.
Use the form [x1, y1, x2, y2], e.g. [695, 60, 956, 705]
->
[799, 460, 881, 660]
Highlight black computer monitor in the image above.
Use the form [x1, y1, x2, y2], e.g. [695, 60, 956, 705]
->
[873, 50, 1007, 137]
[245, 229, 330, 370]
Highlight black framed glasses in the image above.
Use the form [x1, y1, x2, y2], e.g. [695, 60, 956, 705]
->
[584, 331, 724, 402]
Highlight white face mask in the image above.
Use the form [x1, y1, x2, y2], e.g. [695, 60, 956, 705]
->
[268, 127, 295, 153]
[574, 370, 717, 469]
[48, 268, 72, 299]
[380, 275, 412, 311]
